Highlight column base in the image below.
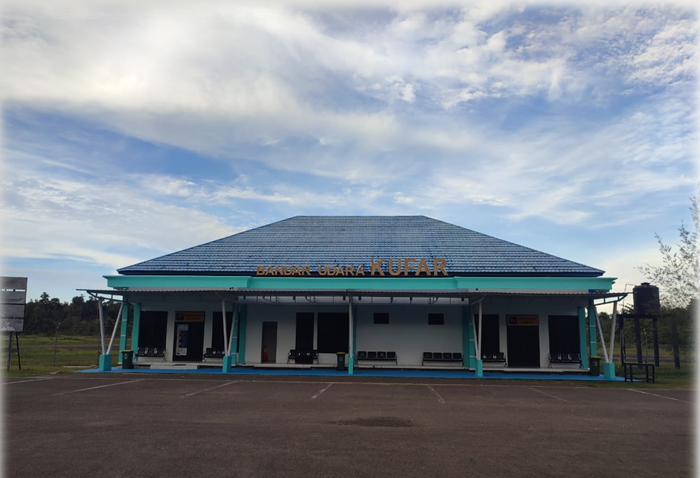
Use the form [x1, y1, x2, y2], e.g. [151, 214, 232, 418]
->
[603, 362, 616, 379]
[475, 359, 483, 377]
[348, 356, 354, 375]
[98, 354, 112, 372]
[222, 355, 237, 373]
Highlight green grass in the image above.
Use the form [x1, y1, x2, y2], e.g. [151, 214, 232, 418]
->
[1, 335, 120, 377]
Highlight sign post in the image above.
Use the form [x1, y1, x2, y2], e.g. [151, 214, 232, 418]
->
[1, 277, 27, 372]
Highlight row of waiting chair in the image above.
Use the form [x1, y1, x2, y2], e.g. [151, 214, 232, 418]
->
[135, 347, 165, 358]
[422, 352, 462, 365]
[287, 349, 319, 363]
[549, 353, 581, 364]
[357, 351, 397, 363]
[204, 348, 225, 360]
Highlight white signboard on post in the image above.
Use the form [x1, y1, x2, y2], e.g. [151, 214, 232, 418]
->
[1, 277, 28, 333]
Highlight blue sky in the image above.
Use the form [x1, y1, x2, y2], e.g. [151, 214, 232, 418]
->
[1, 0, 697, 303]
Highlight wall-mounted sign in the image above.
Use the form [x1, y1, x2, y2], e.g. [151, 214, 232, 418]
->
[175, 312, 205, 322]
[255, 258, 448, 277]
[507, 315, 539, 326]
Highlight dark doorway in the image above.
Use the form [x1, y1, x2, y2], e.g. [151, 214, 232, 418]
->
[138, 311, 168, 349]
[212, 312, 234, 352]
[173, 321, 205, 362]
[474, 314, 500, 356]
[317, 312, 349, 354]
[548, 315, 580, 355]
[295, 313, 314, 363]
[506, 316, 540, 367]
[261, 321, 277, 363]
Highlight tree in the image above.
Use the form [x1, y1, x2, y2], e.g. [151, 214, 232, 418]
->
[638, 194, 698, 368]
[639, 195, 699, 309]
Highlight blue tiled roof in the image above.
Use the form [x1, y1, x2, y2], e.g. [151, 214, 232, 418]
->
[118, 216, 604, 277]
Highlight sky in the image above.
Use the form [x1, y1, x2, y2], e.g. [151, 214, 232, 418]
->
[0, 0, 698, 305]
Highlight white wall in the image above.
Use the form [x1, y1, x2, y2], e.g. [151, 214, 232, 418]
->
[135, 294, 588, 368]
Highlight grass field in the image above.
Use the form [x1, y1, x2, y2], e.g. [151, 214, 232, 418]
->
[1, 334, 695, 388]
[1, 334, 118, 377]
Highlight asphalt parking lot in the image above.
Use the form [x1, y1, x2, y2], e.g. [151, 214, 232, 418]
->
[3, 375, 694, 478]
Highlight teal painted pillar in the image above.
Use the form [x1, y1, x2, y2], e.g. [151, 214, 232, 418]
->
[468, 308, 476, 369]
[98, 354, 112, 371]
[588, 305, 598, 358]
[578, 307, 589, 369]
[461, 305, 468, 366]
[475, 359, 483, 377]
[238, 305, 247, 364]
[348, 304, 356, 376]
[223, 355, 233, 373]
[131, 303, 141, 362]
[352, 305, 357, 358]
[118, 300, 129, 364]
[603, 362, 616, 379]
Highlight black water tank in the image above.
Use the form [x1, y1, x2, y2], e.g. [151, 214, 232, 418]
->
[633, 283, 660, 316]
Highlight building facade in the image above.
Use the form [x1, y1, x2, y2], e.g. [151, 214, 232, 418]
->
[88, 216, 620, 377]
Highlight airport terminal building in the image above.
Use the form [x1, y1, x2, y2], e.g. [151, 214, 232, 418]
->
[89, 216, 620, 376]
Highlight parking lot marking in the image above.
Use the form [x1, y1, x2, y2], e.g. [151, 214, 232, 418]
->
[628, 389, 689, 403]
[311, 383, 332, 399]
[55, 379, 146, 395]
[3, 378, 53, 385]
[426, 385, 446, 403]
[530, 387, 568, 402]
[180, 380, 239, 398]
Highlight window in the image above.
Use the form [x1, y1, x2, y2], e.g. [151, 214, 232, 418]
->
[374, 312, 390, 324]
[428, 313, 444, 325]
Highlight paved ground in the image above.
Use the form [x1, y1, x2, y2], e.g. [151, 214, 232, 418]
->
[3, 374, 694, 478]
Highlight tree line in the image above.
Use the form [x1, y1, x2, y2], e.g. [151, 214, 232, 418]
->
[22, 292, 125, 336]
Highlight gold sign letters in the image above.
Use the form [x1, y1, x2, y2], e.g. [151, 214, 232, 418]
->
[255, 258, 448, 277]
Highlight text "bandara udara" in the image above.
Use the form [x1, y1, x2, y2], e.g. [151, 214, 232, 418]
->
[255, 258, 448, 277]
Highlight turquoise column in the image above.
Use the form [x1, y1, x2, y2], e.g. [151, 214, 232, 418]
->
[588, 305, 598, 358]
[238, 305, 247, 364]
[348, 304, 356, 376]
[462, 304, 475, 369]
[223, 306, 239, 373]
[118, 300, 129, 364]
[131, 303, 141, 362]
[578, 307, 589, 369]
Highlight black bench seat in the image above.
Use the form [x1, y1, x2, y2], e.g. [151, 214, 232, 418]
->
[548, 353, 581, 367]
[356, 351, 398, 365]
[482, 352, 507, 364]
[288, 349, 319, 364]
[422, 352, 463, 365]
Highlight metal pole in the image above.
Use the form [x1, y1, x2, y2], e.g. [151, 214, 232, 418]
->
[106, 302, 124, 355]
[652, 317, 660, 367]
[221, 299, 228, 355]
[97, 299, 106, 355]
[634, 317, 642, 364]
[7, 332, 13, 372]
[53, 322, 61, 366]
[15, 333, 21, 370]
[608, 302, 617, 362]
[594, 307, 609, 363]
